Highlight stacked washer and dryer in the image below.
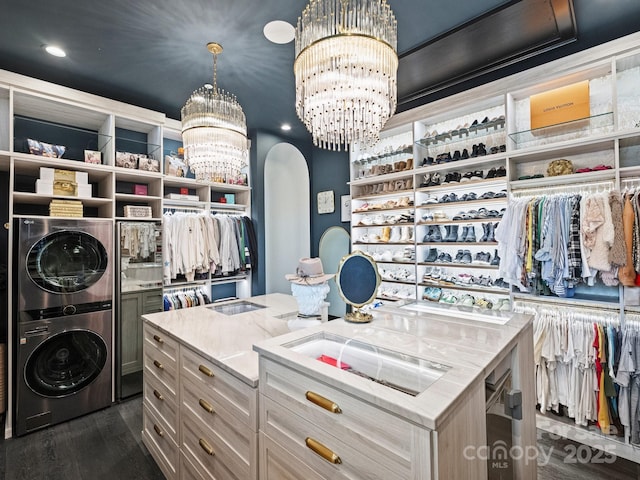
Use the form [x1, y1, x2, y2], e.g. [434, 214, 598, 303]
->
[13, 217, 113, 436]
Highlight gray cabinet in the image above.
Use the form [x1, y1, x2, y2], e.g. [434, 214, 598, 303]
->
[118, 288, 163, 398]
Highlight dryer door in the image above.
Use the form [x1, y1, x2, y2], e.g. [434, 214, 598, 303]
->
[24, 330, 108, 398]
[26, 230, 108, 293]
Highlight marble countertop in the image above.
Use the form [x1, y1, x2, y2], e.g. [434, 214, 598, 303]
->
[143, 293, 532, 429]
[253, 301, 533, 430]
[142, 293, 299, 387]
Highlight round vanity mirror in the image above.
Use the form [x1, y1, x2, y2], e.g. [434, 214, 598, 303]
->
[336, 251, 381, 323]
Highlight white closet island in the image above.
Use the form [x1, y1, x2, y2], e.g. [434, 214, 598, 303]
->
[142, 294, 535, 479]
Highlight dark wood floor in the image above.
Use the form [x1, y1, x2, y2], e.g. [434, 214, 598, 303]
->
[0, 397, 163, 480]
[0, 397, 638, 479]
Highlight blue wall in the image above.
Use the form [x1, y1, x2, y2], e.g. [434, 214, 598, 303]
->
[248, 129, 349, 295]
[309, 148, 350, 257]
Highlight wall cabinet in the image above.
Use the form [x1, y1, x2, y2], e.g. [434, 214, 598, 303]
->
[120, 289, 163, 376]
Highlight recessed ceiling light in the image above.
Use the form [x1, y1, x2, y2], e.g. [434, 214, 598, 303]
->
[44, 45, 66, 57]
[263, 21, 295, 44]
[281, 123, 292, 131]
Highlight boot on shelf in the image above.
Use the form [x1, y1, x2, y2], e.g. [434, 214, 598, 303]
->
[491, 249, 501, 266]
[424, 248, 439, 262]
[464, 225, 476, 242]
[381, 226, 391, 243]
[389, 226, 401, 242]
[458, 226, 469, 242]
[445, 225, 459, 242]
[430, 225, 442, 242]
[480, 223, 489, 242]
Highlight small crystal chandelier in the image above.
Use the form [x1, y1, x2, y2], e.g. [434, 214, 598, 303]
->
[181, 42, 248, 183]
[294, 0, 398, 151]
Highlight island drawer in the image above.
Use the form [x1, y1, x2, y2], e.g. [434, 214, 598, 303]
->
[259, 357, 416, 474]
[259, 431, 324, 480]
[180, 345, 258, 429]
[180, 375, 256, 469]
[144, 340, 178, 395]
[181, 407, 254, 480]
[180, 452, 207, 480]
[142, 404, 178, 480]
[260, 394, 405, 480]
[143, 324, 179, 366]
[143, 371, 178, 442]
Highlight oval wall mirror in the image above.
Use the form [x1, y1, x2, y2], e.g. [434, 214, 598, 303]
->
[336, 251, 380, 323]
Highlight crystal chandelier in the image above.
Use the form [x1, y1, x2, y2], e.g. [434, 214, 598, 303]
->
[181, 42, 248, 183]
[294, 0, 398, 151]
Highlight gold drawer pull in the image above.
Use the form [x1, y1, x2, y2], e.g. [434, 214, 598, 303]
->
[153, 360, 163, 370]
[199, 438, 215, 456]
[153, 389, 164, 401]
[305, 437, 341, 464]
[153, 334, 164, 344]
[198, 364, 214, 377]
[153, 424, 164, 437]
[305, 391, 342, 414]
[199, 398, 215, 414]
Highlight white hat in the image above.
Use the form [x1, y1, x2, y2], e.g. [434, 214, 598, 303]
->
[285, 258, 335, 285]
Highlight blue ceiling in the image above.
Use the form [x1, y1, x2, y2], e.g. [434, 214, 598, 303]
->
[0, 0, 639, 143]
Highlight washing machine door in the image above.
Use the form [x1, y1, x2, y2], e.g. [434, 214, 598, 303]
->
[24, 330, 108, 398]
[26, 230, 108, 294]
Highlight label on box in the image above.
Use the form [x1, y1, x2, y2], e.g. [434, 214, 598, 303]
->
[530, 80, 590, 130]
[53, 180, 77, 197]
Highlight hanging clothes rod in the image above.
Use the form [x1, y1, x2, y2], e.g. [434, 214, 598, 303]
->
[510, 180, 615, 197]
[512, 295, 620, 314]
[163, 206, 205, 213]
[163, 285, 207, 293]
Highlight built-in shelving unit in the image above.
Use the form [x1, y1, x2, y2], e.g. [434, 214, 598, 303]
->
[348, 32, 640, 461]
[0, 69, 253, 439]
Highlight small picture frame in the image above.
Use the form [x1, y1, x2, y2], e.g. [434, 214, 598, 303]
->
[84, 150, 102, 164]
[116, 151, 138, 169]
[138, 156, 160, 172]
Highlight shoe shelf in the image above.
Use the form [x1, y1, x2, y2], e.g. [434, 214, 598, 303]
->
[417, 241, 498, 246]
[415, 177, 507, 193]
[418, 218, 502, 225]
[349, 169, 414, 185]
[414, 152, 507, 175]
[352, 188, 413, 201]
[508, 112, 614, 148]
[419, 282, 509, 295]
[379, 278, 416, 286]
[353, 222, 414, 228]
[416, 117, 506, 148]
[418, 262, 498, 270]
[415, 197, 507, 209]
[353, 203, 414, 212]
[354, 241, 415, 246]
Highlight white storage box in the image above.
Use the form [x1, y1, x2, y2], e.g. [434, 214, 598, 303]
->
[40, 167, 89, 184]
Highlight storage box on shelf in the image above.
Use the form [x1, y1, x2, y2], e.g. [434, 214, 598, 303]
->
[11, 156, 113, 218]
[506, 61, 614, 152]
